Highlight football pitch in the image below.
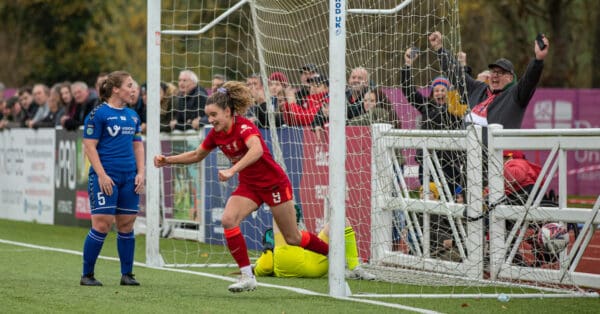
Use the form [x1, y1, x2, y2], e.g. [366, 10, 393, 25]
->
[0, 219, 598, 313]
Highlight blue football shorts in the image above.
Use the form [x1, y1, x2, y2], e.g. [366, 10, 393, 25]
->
[88, 171, 140, 215]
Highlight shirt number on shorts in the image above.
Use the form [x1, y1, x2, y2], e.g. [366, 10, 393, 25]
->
[97, 192, 106, 206]
[272, 192, 281, 204]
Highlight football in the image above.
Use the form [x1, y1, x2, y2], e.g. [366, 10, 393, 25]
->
[537, 222, 570, 254]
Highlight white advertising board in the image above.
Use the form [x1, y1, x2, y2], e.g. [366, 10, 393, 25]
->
[0, 129, 55, 224]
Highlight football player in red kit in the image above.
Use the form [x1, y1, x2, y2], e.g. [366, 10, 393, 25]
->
[154, 80, 328, 293]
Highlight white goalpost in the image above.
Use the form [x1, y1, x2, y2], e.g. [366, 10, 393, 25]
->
[145, 0, 600, 299]
[370, 123, 600, 298]
[327, 0, 348, 297]
[146, 0, 162, 268]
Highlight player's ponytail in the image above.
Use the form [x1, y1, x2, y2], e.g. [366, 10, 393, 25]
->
[100, 70, 132, 101]
[206, 81, 253, 116]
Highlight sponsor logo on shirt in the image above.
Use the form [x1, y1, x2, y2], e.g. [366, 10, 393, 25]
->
[240, 124, 251, 134]
[107, 125, 121, 137]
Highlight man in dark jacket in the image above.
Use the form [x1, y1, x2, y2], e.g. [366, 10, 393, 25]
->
[173, 70, 208, 131]
[428, 31, 550, 129]
[311, 67, 368, 131]
[62, 81, 99, 131]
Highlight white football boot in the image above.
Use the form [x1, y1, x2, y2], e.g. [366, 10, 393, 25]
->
[228, 273, 257, 293]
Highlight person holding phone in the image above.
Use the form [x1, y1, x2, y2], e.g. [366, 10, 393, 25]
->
[428, 31, 549, 130]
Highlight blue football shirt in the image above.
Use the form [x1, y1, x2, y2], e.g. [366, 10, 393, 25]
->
[83, 102, 142, 174]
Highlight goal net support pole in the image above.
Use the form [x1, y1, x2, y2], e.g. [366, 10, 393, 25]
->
[328, 0, 348, 298]
[146, 0, 600, 297]
[145, 0, 163, 267]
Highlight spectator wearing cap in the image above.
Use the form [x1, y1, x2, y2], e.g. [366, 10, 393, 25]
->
[401, 47, 464, 191]
[429, 31, 549, 129]
[282, 73, 328, 127]
[296, 63, 319, 105]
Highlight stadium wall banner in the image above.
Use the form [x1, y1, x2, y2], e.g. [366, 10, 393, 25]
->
[297, 127, 373, 261]
[74, 129, 92, 221]
[390, 87, 600, 196]
[522, 89, 600, 196]
[0, 129, 55, 224]
[54, 129, 91, 227]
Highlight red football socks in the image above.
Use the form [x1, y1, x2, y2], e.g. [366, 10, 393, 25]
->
[300, 230, 329, 256]
[224, 226, 250, 268]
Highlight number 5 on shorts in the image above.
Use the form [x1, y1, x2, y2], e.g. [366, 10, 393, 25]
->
[97, 192, 106, 206]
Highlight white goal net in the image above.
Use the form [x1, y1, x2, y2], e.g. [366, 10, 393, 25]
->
[145, 0, 600, 298]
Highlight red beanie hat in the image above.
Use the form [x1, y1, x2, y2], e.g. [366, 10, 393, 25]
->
[268, 72, 289, 87]
[503, 150, 526, 159]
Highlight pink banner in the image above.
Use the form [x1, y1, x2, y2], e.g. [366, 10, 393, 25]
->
[299, 128, 373, 261]
[388, 87, 600, 196]
[300, 88, 600, 260]
[75, 190, 91, 220]
[522, 89, 600, 196]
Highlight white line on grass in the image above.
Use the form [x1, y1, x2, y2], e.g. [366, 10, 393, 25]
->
[0, 238, 438, 314]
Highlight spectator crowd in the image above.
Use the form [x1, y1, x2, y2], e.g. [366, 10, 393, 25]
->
[0, 31, 552, 265]
[0, 64, 401, 138]
[0, 30, 550, 214]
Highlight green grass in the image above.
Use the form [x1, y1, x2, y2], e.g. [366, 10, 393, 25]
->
[0, 219, 598, 313]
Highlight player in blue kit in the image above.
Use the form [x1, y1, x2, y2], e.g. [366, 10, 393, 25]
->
[80, 71, 145, 286]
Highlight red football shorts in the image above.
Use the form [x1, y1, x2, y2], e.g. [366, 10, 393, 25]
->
[232, 179, 293, 207]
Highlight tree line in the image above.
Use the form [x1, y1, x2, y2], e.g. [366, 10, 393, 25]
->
[0, 0, 598, 89]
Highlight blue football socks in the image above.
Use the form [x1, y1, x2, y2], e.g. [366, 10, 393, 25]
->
[82, 228, 107, 275]
[117, 231, 135, 275]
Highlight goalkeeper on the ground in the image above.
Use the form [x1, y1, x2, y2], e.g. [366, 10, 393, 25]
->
[254, 219, 375, 280]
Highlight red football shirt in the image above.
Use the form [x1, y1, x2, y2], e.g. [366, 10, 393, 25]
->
[201, 115, 289, 189]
